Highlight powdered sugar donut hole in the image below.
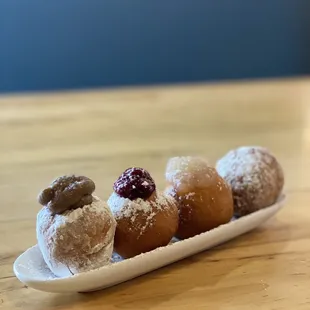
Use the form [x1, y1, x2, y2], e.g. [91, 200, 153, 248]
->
[36, 196, 116, 277]
[216, 146, 284, 217]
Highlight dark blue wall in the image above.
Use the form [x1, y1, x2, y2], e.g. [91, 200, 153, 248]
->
[1, 1, 310, 93]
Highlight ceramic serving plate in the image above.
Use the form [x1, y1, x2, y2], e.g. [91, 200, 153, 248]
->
[13, 194, 286, 293]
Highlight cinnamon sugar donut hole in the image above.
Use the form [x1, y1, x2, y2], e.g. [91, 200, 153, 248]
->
[216, 146, 284, 217]
[165, 157, 234, 239]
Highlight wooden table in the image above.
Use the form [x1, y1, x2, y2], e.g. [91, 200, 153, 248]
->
[1, 78, 310, 309]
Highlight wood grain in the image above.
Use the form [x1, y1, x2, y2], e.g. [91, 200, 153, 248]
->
[1, 78, 310, 309]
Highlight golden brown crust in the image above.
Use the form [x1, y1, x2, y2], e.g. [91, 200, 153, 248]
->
[109, 193, 179, 259]
[166, 173, 233, 239]
[165, 157, 234, 239]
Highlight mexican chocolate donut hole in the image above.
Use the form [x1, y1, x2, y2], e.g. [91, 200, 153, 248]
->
[165, 156, 234, 240]
[108, 167, 178, 258]
[216, 146, 284, 217]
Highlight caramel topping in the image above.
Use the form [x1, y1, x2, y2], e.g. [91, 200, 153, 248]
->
[38, 175, 95, 215]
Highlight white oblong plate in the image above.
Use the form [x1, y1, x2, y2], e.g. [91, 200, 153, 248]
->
[13, 194, 286, 293]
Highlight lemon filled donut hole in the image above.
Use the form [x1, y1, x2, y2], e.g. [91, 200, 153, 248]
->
[108, 167, 179, 259]
[165, 156, 234, 240]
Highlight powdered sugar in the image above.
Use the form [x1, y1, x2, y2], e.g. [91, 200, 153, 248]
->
[63, 197, 106, 224]
[184, 192, 195, 199]
[108, 192, 174, 220]
[37, 195, 116, 277]
[216, 146, 284, 215]
[108, 192, 176, 236]
[165, 156, 217, 191]
[108, 192, 151, 220]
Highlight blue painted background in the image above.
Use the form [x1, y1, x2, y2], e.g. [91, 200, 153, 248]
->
[1, 1, 310, 93]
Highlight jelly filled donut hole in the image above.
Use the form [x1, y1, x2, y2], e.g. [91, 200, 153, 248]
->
[108, 167, 178, 259]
